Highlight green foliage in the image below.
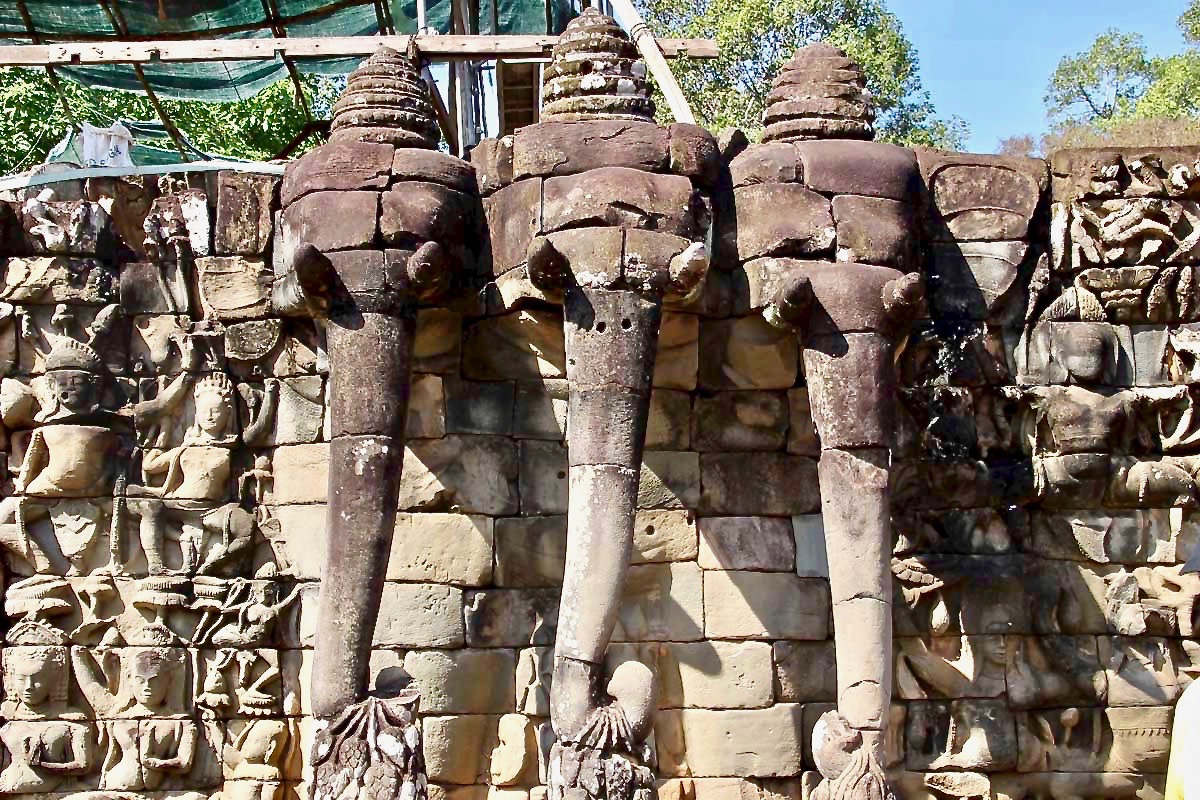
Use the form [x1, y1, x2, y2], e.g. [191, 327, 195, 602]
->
[1021, 7, 1200, 154]
[1181, 0, 1200, 44]
[0, 68, 340, 175]
[637, 0, 966, 149]
[1134, 50, 1200, 119]
[1044, 30, 1157, 125]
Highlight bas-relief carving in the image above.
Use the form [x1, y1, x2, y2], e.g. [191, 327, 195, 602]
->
[0, 132, 306, 800]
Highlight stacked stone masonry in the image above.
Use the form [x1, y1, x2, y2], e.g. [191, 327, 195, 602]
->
[3, 113, 1200, 800]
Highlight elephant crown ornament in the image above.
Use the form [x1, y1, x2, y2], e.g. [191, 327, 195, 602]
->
[762, 42, 876, 143]
[541, 6, 656, 123]
[329, 43, 441, 148]
[277, 42, 478, 800]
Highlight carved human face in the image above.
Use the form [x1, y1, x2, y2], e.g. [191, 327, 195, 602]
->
[194, 388, 232, 438]
[49, 369, 99, 413]
[130, 651, 176, 708]
[6, 648, 61, 707]
[1056, 324, 1111, 385]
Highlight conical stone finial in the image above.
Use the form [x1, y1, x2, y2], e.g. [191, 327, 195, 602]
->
[330, 45, 441, 148]
[541, 7, 655, 123]
[762, 42, 875, 143]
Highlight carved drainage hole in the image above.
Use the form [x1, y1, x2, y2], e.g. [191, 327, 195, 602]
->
[596, 321, 607, 333]
[621, 318, 632, 330]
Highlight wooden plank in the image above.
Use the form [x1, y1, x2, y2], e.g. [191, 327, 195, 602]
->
[0, 35, 716, 66]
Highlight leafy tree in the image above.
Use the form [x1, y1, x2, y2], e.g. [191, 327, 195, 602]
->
[0, 67, 340, 175]
[1044, 30, 1157, 125]
[1011, 6, 1200, 154]
[637, 0, 967, 148]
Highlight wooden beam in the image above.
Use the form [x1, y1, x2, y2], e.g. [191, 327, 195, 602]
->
[0, 35, 716, 67]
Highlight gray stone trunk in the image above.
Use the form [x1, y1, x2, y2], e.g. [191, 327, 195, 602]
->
[552, 286, 662, 738]
[805, 333, 897, 764]
[311, 311, 416, 717]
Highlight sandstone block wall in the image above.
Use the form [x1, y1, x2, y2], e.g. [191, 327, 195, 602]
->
[0, 143, 1196, 800]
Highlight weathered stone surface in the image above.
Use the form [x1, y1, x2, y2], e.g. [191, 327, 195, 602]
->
[470, 135, 515, 195]
[413, 308, 461, 374]
[640, 451, 702, 509]
[832, 194, 914, 268]
[660, 641, 774, 709]
[398, 435, 520, 515]
[281, 189, 378, 252]
[519, 440, 569, 514]
[615, 562, 705, 642]
[648, 389, 692, 450]
[270, 443, 329, 503]
[484, 178, 543, 274]
[704, 570, 830, 639]
[388, 513, 494, 585]
[392, 148, 479, 192]
[215, 171, 275, 255]
[381, 181, 472, 250]
[464, 588, 560, 647]
[692, 391, 788, 452]
[281, 140, 392, 205]
[728, 183, 835, 262]
[905, 699, 1018, 772]
[656, 705, 806, 777]
[1099, 636, 1186, 706]
[917, 148, 1047, 242]
[406, 372, 446, 437]
[513, 378, 569, 439]
[698, 316, 800, 390]
[445, 377, 515, 435]
[634, 509, 698, 562]
[794, 140, 920, 200]
[698, 517, 796, 571]
[729, 143, 801, 188]
[775, 641, 837, 702]
[929, 240, 1029, 320]
[762, 43, 875, 142]
[1105, 706, 1172, 773]
[423, 714, 496, 784]
[803, 333, 895, 448]
[787, 388, 821, 455]
[655, 312, 700, 390]
[404, 649, 516, 713]
[701, 453, 820, 515]
[513, 120, 669, 179]
[542, 167, 698, 237]
[792, 514, 830, 578]
[326, 311, 415, 438]
[463, 309, 566, 380]
[669, 123, 721, 186]
[196, 255, 271, 320]
[495, 515, 568, 586]
[373, 583, 465, 648]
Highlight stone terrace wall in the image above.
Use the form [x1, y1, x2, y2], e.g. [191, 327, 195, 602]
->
[0, 143, 1198, 800]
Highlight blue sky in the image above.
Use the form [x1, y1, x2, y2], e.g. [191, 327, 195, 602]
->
[887, 0, 1191, 153]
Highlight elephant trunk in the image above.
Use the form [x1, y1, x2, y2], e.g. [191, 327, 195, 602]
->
[552, 286, 661, 741]
[806, 331, 897, 762]
[311, 310, 415, 717]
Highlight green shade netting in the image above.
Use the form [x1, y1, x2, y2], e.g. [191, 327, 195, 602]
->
[0, 0, 575, 101]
